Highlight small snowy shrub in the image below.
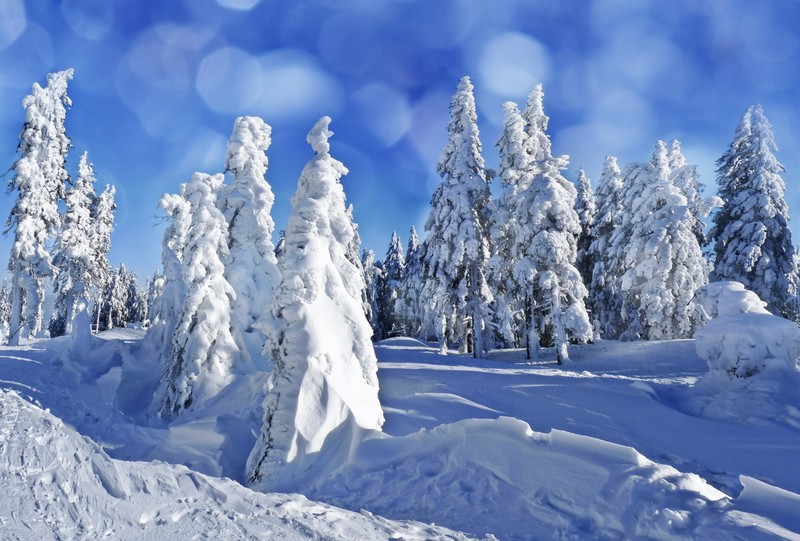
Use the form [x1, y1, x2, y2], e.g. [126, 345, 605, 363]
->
[694, 281, 800, 378]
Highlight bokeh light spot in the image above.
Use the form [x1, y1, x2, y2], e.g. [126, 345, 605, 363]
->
[0, 0, 26, 51]
[352, 83, 411, 147]
[196, 47, 265, 114]
[478, 32, 551, 97]
[216, 0, 261, 10]
[61, 0, 113, 41]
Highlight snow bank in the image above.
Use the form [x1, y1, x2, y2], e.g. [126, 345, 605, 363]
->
[0, 389, 478, 540]
[694, 281, 800, 377]
[292, 415, 792, 540]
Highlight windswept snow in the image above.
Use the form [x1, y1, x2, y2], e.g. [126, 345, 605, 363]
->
[1, 331, 799, 539]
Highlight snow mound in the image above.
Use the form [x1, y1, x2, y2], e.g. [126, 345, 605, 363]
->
[694, 281, 800, 377]
[0, 389, 479, 540]
[290, 416, 791, 540]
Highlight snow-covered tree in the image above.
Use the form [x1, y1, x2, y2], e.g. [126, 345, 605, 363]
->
[247, 117, 383, 488]
[219, 116, 280, 367]
[145, 271, 164, 325]
[6, 69, 73, 345]
[156, 172, 239, 418]
[0, 280, 10, 341]
[398, 226, 422, 337]
[488, 101, 531, 348]
[420, 76, 493, 356]
[91, 184, 116, 331]
[125, 271, 146, 325]
[379, 231, 405, 337]
[574, 168, 596, 288]
[361, 249, 383, 338]
[50, 152, 98, 337]
[618, 141, 710, 340]
[711, 105, 799, 320]
[588, 156, 626, 339]
[511, 85, 591, 362]
[145, 193, 190, 367]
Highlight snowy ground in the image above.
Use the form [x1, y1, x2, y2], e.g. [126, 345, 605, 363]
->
[1, 330, 799, 539]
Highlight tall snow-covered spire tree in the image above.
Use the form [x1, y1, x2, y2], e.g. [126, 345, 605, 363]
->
[91, 183, 116, 331]
[379, 231, 405, 337]
[711, 105, 799, 320]
[50, 151, 98, 337]
[420, 76, 492, 356]
[398, 226, 422, 337]
[574, 168, 596, 289]
[488, 101, 532, 348]
[156, 172, 239, 418]
[619, 141, 710, 339]
[513, 84, 591, 362]
[588, 156, 626, 339]
[7, 69, 73, 344]
[145, 192, 190, 368]
[220, 116, 280, 367]
[247, 117, 383, 488]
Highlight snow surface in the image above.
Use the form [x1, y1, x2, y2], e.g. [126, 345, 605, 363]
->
[1, 330, 799, 539]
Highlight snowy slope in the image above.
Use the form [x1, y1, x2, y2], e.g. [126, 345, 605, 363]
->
[0, 331, 799, 540]
[0, 388, 476, 540]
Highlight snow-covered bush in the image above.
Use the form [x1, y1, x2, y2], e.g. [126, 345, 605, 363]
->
[694, 281, 800, 378]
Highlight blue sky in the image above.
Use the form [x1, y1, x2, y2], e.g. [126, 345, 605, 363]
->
[0, 0, 798, 278]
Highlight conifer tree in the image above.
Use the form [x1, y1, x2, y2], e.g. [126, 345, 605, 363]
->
[398, 226, 423, 337]
[574, 168, 596, 288]
[513, 84, 591, 362]
[220, 116, 280, 365]
[156, 173, 239, 418]
[50, 152, 98, 337]
[420, 76, 492, 356]
[91, 184, 116, 331]
[588, 156, 626, 339]
[379, 231, 405, 336]
[0, 280, 10, 341]
[361, 249, 383, 338]
[7, 69, 73, 344]
[619, 141, 709, 339]
[247, 117, 382, 487]
[711, 105, 799, 320]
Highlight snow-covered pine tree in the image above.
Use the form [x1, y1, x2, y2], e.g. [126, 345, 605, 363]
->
[574, 168, 596, 288]
[397, 226, 423, 337]
[588, 156, 626, 339]
[379, 231, 405, 337]
[91, 184, 116, 332]
[156, 172, 239, 418]
[106, 264, 129, 330]
[7, 69, 73, 345]
[144, 193, 190, 369]
[711, 105, 799, 320]
[619, 141, 709, 340]
[513, 84, 592, 362]
[124, 270, 146, 325]
[488, 102, 531, 348]
[50, 152, 98, 337]
[145, 271, 164, 325]
[361, 249, 383, 338]
[420, 76, 493, 356]
[220, 116, 280, 367]
[0, 280, 10, 341]
[247, 117, 383, 488]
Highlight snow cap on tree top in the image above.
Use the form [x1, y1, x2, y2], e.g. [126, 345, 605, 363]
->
[308, 116, 333, 155]
[225, 116, 272, 179]
[77, 151, 92, 179]
[524, 83, 546, 131]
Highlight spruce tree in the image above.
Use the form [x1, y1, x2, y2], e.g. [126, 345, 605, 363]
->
[574, 168, 596, 289]
[619, 141, 710, 339]
[513, 84, 591, 362]
[247, 117, 382, 488]
[50, 152, 98, 337]
[711, 105, 799, 320]
[220, 116, 280, 366]
[156, 173, 239, 418]
[7, 69, 73, 344]
[420, 76, 492, 356]
[398, 226, 423, 337]
[380, 231, 405, 337]
[588, 156, 626, 339]
[91, 184, 116, 332]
